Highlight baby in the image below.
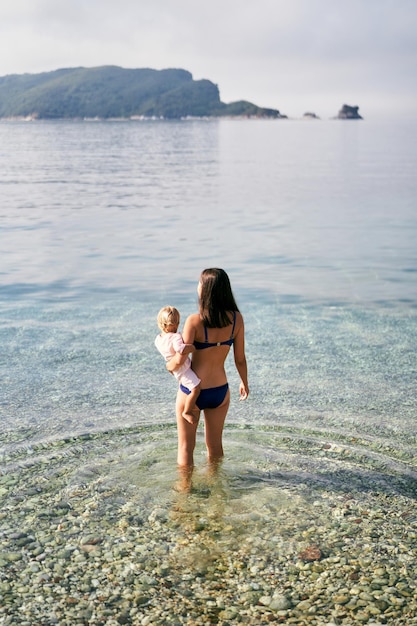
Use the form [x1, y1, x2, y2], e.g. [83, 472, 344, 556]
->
[155, 306, 200, 424]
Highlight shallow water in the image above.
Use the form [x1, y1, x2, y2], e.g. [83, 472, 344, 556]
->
[1, 119, 416, 623]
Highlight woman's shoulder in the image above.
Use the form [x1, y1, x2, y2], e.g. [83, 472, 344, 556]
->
[230, 310, 244, 333]
[185, 313, 202, 327]
[182, 313, 202, 342]
[233, 310, 243, 320]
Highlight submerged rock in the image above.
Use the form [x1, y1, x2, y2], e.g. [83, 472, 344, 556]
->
[269, 594, 292, 611]
[298, 545, 323, 562]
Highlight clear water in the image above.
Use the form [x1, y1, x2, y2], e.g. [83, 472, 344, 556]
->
[1, 117, 416, 464]
[1, 119, 416, 599]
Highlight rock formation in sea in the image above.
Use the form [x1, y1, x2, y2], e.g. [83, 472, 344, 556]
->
[336, 104, 363, 119]
[302, 112, 320, 119]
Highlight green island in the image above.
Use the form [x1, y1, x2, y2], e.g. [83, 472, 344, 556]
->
[0, 66, 283, 120]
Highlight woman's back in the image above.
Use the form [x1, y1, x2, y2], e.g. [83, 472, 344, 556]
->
[182, 312, 241, 388]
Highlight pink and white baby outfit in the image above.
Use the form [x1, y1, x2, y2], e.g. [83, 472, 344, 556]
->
[155, 332, 200, 390]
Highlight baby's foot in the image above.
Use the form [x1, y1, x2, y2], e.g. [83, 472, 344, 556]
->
[182, 411, 197, 424]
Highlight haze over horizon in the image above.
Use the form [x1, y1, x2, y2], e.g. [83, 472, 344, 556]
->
[1, 0, 416, 120]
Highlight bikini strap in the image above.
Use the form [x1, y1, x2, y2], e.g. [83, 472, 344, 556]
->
[202, 311, 236, 343]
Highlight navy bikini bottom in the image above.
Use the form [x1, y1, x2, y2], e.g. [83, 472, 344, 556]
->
[180, 383, 229, 410]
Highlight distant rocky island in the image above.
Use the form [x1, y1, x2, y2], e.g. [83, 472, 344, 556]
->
[0, 66, 364, 121]
[0, 66, 284, 120]
[301, 105, 363, 120]
[336, 104, 363, 119]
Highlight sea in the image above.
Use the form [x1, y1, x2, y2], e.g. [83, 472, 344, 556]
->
[0, 117, 416, 621]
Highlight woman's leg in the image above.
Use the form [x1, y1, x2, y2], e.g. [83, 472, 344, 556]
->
[203, 389, 230, 463]
[176, 388, 200, 467]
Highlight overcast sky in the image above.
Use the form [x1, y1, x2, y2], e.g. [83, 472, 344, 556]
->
[1, 0, 416, 119]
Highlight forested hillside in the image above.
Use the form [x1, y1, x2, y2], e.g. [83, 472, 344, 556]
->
[0, 66, 282, 119]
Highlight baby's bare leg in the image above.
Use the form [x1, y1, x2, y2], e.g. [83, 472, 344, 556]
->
[182, 385, 200, 424]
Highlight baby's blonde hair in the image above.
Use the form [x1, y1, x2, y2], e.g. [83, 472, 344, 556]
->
[157, 306, 180, 332]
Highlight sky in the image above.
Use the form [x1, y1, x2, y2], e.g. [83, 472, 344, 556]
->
[1, 0, 416, 119]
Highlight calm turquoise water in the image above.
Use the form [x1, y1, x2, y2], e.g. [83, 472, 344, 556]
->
[1, 120, 416, 624]
[1, 118, 416, 503]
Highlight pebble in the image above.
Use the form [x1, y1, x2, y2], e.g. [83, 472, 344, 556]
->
[0, 467, 416, 625]
[269, 594, 292, 611]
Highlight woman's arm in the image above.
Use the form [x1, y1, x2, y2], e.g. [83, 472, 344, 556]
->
[233, 314, 249, 400]
[181, 313, 198, 344]
[166, 351, 186, 372]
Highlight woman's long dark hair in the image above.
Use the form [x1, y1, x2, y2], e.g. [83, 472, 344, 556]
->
[199, 268, 239, 328]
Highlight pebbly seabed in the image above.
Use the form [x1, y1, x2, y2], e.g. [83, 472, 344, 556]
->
[1, 433, 416, 626]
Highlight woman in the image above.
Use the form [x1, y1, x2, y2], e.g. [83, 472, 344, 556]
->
[167, 268, 249, 470]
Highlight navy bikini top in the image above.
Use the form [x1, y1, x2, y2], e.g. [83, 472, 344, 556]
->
[194, 312, 236, 350]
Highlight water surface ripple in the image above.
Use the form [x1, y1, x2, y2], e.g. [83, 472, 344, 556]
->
[1, 119, 416, 624]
